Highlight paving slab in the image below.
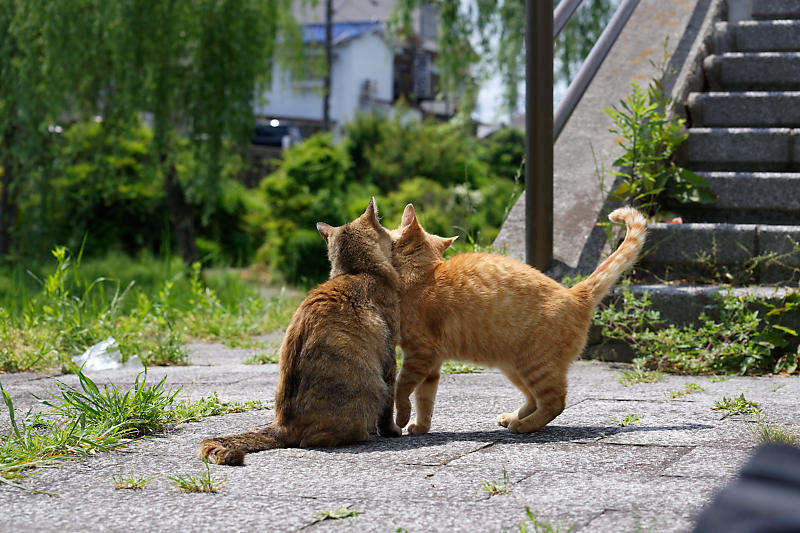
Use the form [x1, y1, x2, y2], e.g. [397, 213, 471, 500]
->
[1, 349, 799, 533]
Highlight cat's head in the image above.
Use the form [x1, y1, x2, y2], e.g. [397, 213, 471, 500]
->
[316, 197, 395, 281]
[391, 203, 457, 276]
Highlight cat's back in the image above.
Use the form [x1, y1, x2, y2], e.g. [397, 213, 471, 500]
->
[433, 252, 564, 297]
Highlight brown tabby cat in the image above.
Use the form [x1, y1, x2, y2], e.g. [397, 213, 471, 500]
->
[199, 199, 402, 465]
[390, 204, 646, 435]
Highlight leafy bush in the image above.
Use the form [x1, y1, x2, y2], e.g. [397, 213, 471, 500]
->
[478, 126, 525, 181]
[595, 285, 800, 375]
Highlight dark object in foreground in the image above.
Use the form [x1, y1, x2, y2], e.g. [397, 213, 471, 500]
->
[693, 444, 800, 533]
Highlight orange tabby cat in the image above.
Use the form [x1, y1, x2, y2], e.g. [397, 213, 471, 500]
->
[199, 199, 402, 465]
[390, 204, 646, 434]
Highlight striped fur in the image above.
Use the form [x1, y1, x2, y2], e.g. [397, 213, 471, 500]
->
[391, 204, 646, 435]
[198, 199, 402, 465]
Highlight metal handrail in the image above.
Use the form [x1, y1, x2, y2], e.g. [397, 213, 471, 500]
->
[525, 0, 641, 270]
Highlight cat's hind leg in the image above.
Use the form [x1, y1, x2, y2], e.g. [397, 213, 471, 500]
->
[395, 350, 441, 430]
[497, 368, 537, 427]
[507, 366, 567, 434]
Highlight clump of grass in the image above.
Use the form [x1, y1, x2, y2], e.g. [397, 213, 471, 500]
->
[243, 350, 280, 365]
[314, 507, 363, 520]
[171, 392, 268, 423]
[712, 393, 760, 417]
[752, 415, 798, 446]
[666, 382, 705, 400]
[482, 468, 511, 496]
[0, 368, 265, 489]
[707, 375, 730, 383]
[169, 459, 224, 493]
[112, 472, 157, 490]
[618, 362, 664, 386]
[610, 414, 644, 427]
[441, 360, 483, 374]
[519, 506, 575, 533]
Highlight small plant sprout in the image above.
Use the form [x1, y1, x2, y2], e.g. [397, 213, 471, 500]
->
[242, 351, 279, 365]
[441, 360, 483, 374]
[666, 382, 705, 400]
[168, 458, 225, 493]
[610, 414, 644, 427]
[617, 362, 664, 386]
[314, 507, 363, 521]
[519, 506, 575, 533]
[755, 420, 798, 446]
[707, 375, 730, 383]
[482, 468, 511, 496]
[712, 393, 760, 418]
[112, 472, 157, 490]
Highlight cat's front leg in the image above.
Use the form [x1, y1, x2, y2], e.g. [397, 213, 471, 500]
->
[407, 368, 441, 434]
[395, 350, 439, 429]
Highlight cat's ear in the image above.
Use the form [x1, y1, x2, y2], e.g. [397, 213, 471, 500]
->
[316, 222, 334, 243]
[434, 235, 458, 253]
[400, 203, 416, 228]
[364, 197, 381, 227]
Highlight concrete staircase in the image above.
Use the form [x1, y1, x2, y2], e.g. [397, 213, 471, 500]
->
[635, 0, 800, 297]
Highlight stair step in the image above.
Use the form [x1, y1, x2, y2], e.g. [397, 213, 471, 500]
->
[681, 128, 800, 171]
[753, 0, 800, 20]
[688, 92, 800, 127]
[704, 53, 800, 90]
[715, 20, 800, 52]
[666, 172, 800, 224]
[640, 223, 800, 283]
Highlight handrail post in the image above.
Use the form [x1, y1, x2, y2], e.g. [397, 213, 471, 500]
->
[525, 0, 553, 270]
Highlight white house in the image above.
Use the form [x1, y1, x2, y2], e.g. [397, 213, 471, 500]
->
[254, 1, 456, 140]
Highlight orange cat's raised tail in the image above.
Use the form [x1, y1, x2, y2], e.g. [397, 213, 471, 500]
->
[573, 206, 647, 306]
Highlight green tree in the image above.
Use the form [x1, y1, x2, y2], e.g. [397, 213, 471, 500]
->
[0, 0, 304, 263]
[392, 0, 616, 118]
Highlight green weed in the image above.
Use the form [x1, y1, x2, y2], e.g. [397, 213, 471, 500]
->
[666, 382, 704, 400]
[610, 414, 644, 427]
[712, 393, 760, 417]
[617, 362, 664, 386]
[708, 375, 730, 383]
[754, 419, 798, 446]
[112, 472, 157, 490]
[441, 360, 483, 374]
[519, 506, 575, 533]
[596, 286, 800, 376]
[0, 369, 264, 489]
[315, 507, 363, 520]
[169, 458, 225, 493]
[482, 468, 511, 496]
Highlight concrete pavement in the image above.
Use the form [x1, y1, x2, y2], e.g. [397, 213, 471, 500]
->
[1, 342, 798, 532]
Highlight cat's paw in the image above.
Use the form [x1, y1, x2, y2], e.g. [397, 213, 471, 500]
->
[407, 421, 430, 435]
[395, 401, 411, 428]
[379, 422, 403, 438]
[507, 419, 537, 434]
[497, 411, 518, 427]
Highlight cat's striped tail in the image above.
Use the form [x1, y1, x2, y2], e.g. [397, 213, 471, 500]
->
[572, 207, 646, 307]
[198, 426, 284, 466]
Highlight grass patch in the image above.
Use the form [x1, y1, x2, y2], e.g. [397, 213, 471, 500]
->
[0, 248, 301, 372]
[707, 375, 730, 383]
[441, 360, 483, 374]
[617, 362, 664, 386]
[595, 285, 800, 376]
[712, 393, 760, 417]
[169, 458, 225, 493]
[754, 418, 798, 446]
[482, 468, 511, 496]
[112, 472, 157, 490]
[519, 506, 575, 533]
[242, 340, 282, 365]
[666, 382, 705, 400]
[0, 368, 265, 489]
[314, 507, 363, 520]
[610, 414, 644, 427]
